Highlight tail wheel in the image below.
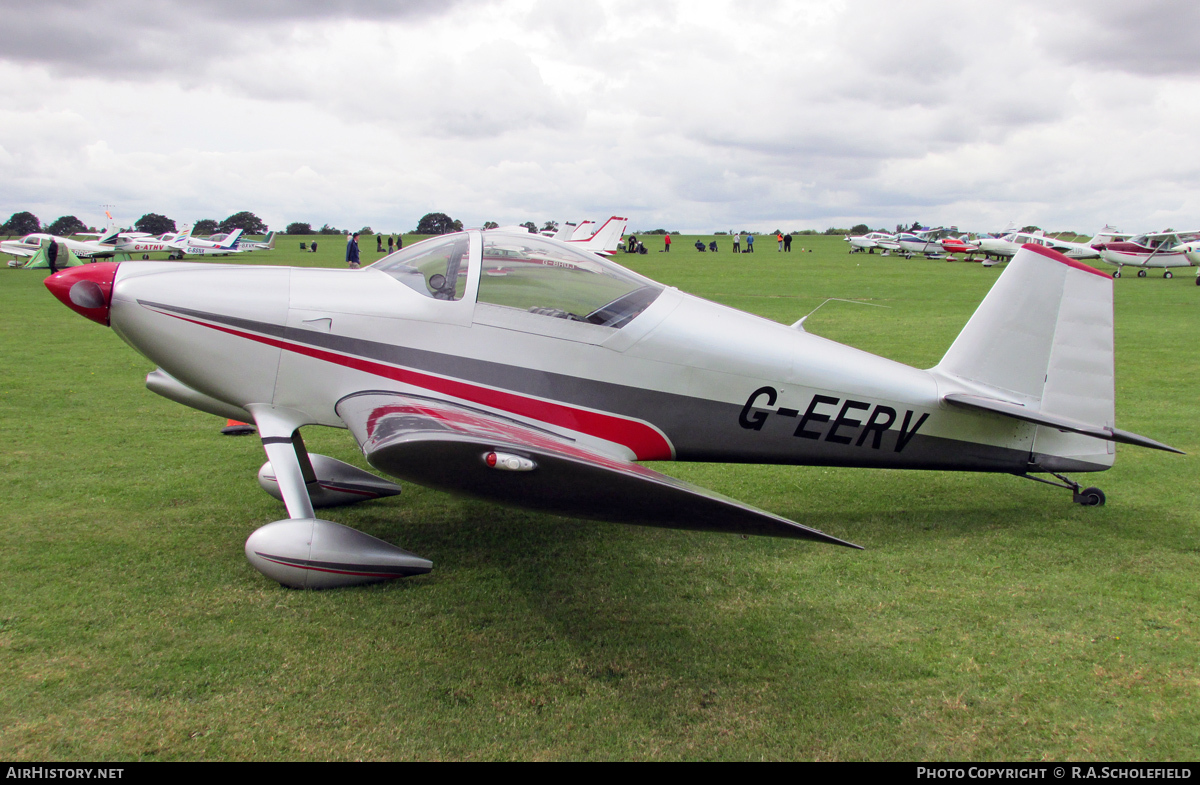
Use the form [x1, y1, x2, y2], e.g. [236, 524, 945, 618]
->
[1164, 271, 1173, 279]
[1113, 270, 1121, 278]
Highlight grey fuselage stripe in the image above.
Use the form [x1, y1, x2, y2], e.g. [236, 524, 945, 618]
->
[138, 299, 1088, 473]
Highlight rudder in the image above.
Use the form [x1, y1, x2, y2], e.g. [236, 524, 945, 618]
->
[934, 244, 1116, 469]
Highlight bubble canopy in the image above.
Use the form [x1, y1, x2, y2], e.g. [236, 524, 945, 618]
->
[372, 231, 662, 328]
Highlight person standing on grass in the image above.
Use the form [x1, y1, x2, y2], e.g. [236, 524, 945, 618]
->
[776, 232, 783, 251]
[388, 235, 394, 254]
[664, 233, 671, 252]
[734, 232, 741, 253]
[784, 232, 792, 252]
[346, 233, 360, 269]
[746, 233, 755, 253]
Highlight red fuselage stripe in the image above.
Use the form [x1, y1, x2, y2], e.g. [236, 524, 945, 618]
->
[154, 310, 674, 460]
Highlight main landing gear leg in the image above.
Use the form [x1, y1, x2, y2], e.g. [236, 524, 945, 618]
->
[1017, 472, 1106, 506]
[242, 404, 430, 589]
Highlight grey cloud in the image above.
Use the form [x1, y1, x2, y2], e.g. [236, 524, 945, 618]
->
[0, 0, 481, 79]
[1038, 0, 1200, 76]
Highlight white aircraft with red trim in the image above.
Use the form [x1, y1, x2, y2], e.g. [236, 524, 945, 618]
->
[1094, 230, 1200, 278]
[563, 216, 626, 256]
[45, 232, 1180, 589]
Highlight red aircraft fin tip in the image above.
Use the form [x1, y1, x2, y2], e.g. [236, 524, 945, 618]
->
[1021, 243, 1111, 278]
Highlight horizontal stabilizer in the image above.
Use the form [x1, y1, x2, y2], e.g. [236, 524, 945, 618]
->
[337, 391, 860, 548]
[944, 393, 1183, 454]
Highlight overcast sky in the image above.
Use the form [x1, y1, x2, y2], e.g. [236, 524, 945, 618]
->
[3, 0, 1199, 234]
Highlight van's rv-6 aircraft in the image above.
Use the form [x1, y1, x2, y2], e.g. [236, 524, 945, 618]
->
[44, 231, 1180, 589]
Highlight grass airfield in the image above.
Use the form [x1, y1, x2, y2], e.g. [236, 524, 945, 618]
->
[1, 234, 1197, 761]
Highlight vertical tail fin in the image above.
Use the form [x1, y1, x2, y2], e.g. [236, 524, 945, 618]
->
[218, 228, 243, 249]
[569, 220, 596, 241]
[574, 216, 628, 255]
[932, 244, 1117, 469]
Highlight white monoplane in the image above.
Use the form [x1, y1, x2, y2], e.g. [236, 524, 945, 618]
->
[207, 231, 276, 253]
[844, 232, 896, 254]
[45, 232, 1179, 589]
[896, 227, 957, 258]
[2, 227, 122, 259]
[1094, 230, 1200, 278]
[169, 228, 246, 258]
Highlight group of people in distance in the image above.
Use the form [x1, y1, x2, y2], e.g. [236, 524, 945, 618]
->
[731, 232, 793, 253]
[618, 231, 804, 256]
[343, 228, 798, 267]
[346, 232, 404, 268]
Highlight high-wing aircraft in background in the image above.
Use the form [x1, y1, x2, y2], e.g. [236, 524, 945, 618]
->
[895, 227, 957, 258]
[977, 228, 1129, 263]
[1094, 230, 1200, 278]
[45, 231, 1180, 589]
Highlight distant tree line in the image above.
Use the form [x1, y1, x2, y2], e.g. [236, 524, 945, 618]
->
[2, 211, 94, 236]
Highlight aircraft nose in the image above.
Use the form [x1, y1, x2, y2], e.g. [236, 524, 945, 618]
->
[44, 262, 120, 326]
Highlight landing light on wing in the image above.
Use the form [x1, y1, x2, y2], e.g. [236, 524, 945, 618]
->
[485, 451, 536, 471]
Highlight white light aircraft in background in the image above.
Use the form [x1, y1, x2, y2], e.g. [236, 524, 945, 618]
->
[977, 228, 1129, 262]
[168, 228, 246, 258]
[2, 227, 122, 259]
[208, 231, 276, 253]
[1094, 230, 1200, 278]
[896, 227, 957, 258]
[844, 232, 896, 253]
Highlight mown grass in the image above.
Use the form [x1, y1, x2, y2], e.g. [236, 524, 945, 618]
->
[0, 235, 1196, 760]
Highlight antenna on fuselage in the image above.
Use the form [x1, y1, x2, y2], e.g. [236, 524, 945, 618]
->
[792, 298, 888, 332]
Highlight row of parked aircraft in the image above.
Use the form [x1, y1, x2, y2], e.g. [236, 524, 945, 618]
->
[3, 216, 625, 265]
[846, 225, 1200, 280]
[2, 222, 276, 263]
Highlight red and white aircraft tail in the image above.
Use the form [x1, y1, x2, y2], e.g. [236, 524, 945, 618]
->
[569, 221, 596, 241]
[569, 216, 627, 256]
[933, 244, 1172, 470]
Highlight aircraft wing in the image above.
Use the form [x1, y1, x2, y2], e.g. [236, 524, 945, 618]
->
[1, 244, 37, 258]
[336, 392, 860, 547]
